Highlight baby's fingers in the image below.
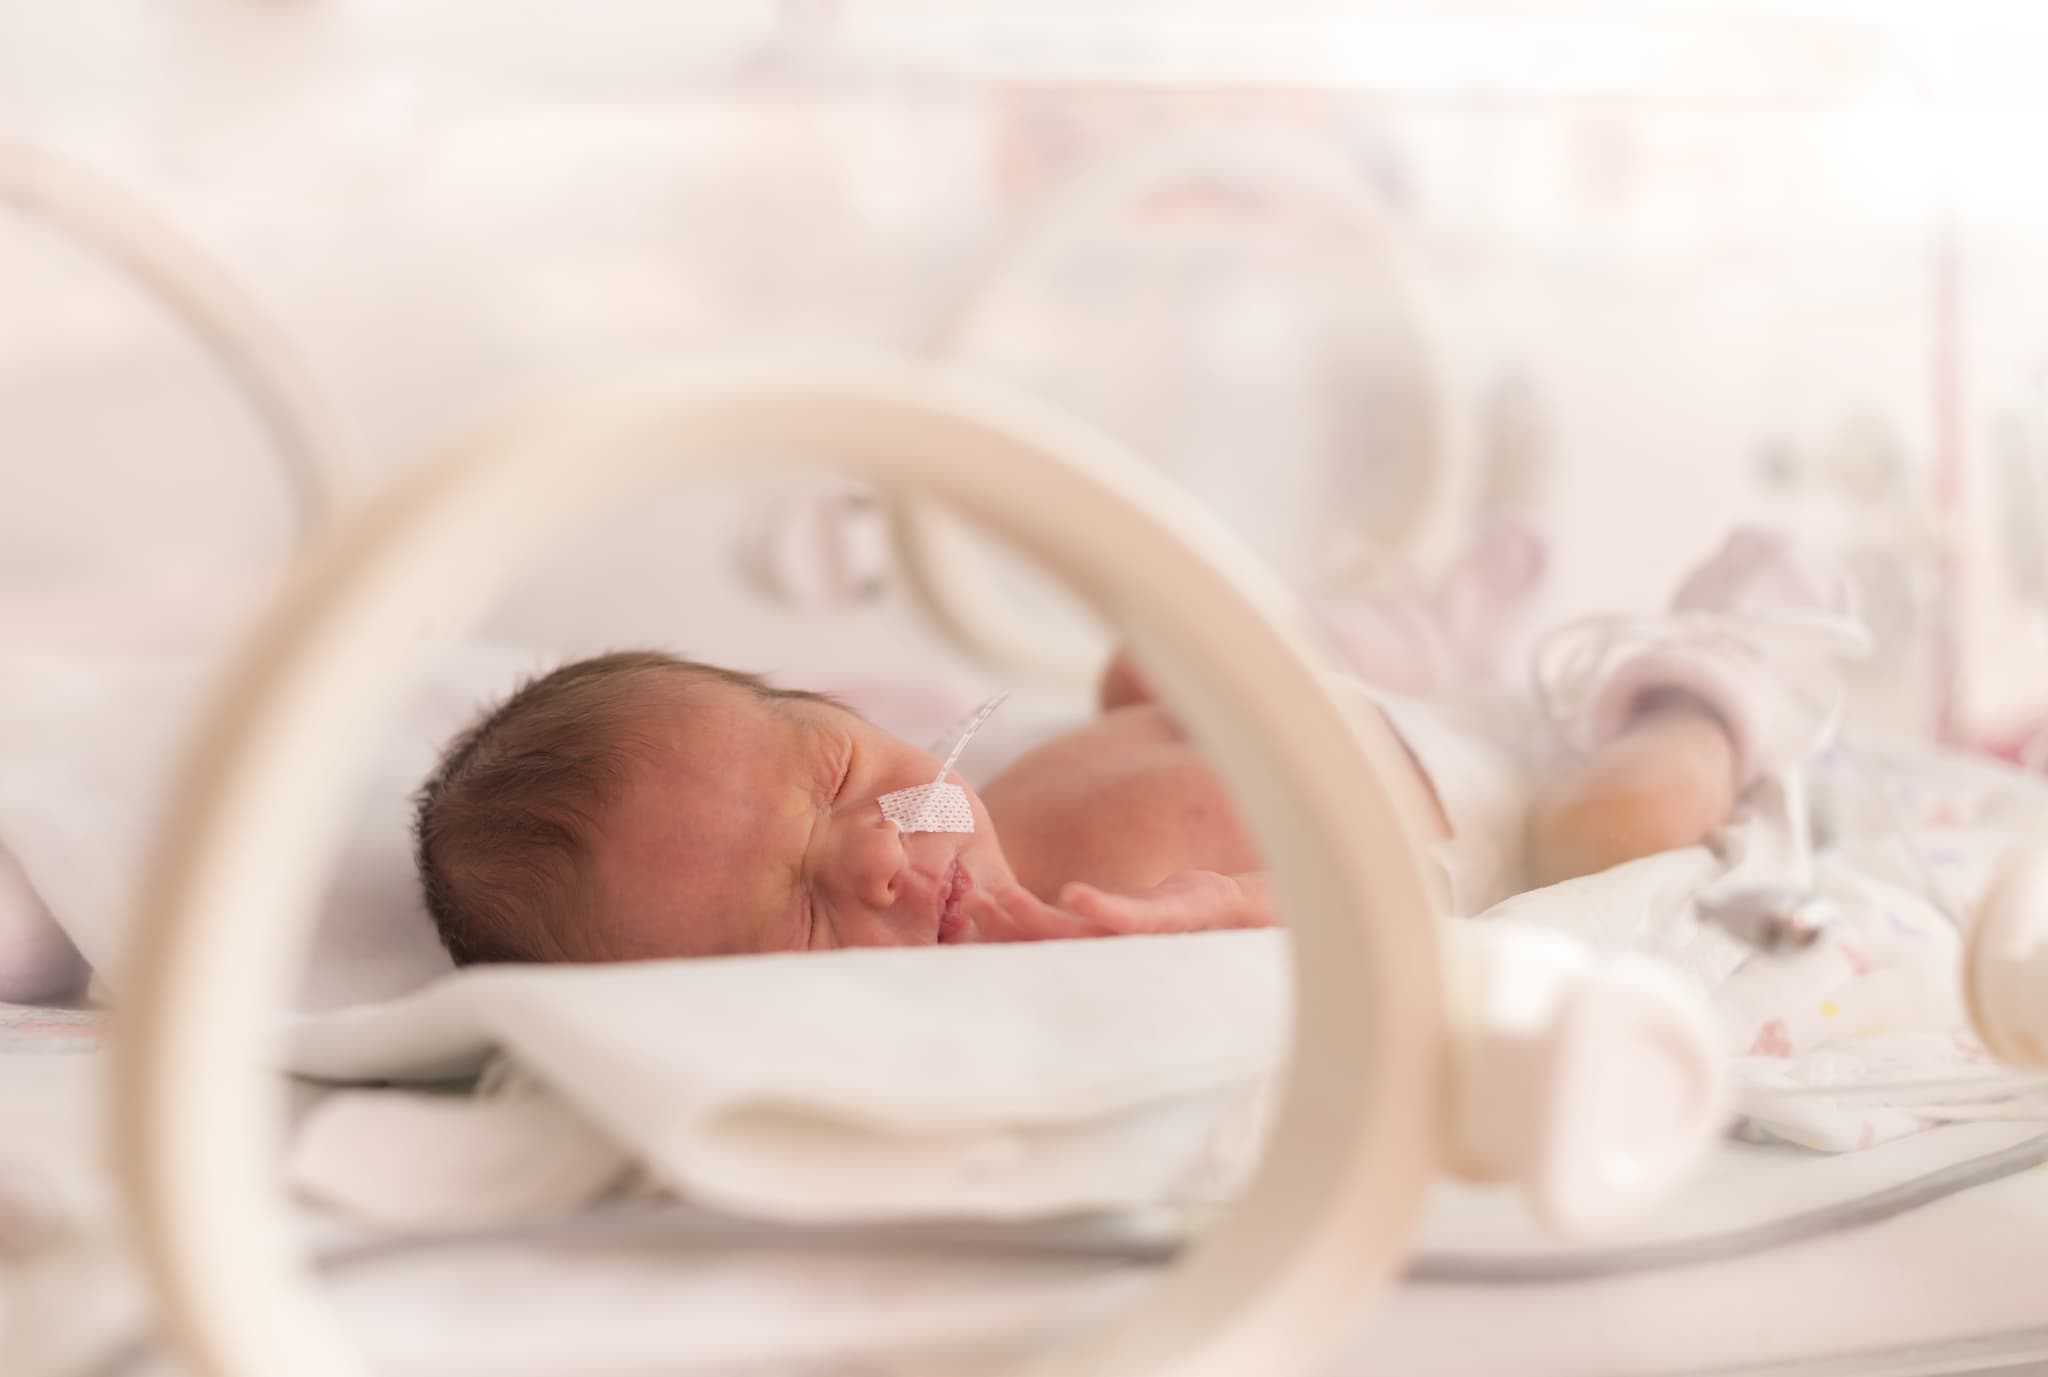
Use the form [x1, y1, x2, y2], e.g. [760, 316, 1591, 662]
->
[959, 890, 1026, 943]
[997, 885, 1115, 939]
[1056, 882, 1164, 933]
[1059, 873, 1272, 933]
[1056, 881, 1121, 917]
[962, 886, 1107, 943]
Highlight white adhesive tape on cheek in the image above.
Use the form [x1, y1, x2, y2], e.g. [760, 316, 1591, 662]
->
[880, 691, 1009, 834]
[879, 782, 976, 833]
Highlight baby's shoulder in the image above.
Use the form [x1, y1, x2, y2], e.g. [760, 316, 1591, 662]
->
[1089, 702, 1188, 748]
[984, 703, 1191, 795]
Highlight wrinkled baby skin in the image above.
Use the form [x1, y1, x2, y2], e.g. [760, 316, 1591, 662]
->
[580, 675, 1277, 960]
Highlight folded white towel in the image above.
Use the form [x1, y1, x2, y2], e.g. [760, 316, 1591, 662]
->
[288, 930, 1290, 1228]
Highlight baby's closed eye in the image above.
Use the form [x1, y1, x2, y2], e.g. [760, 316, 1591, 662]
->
[829, 747, 853, 804]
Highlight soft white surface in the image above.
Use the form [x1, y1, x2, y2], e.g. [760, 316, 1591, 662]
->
[11, 1002, 2048, 1377]
[1406, 1117, 2048, 1258]
[287, 913, 1718, 1239]
[18, 1040, 2046, 1377]
[1356, 1125, 2048, 1377]
[0, 640, 545, 1009]
[0, 1014, 146, 1377]
[267, 713, 2048, 1237]
[289, 931, 1289, 1226]
[0, 645, 222, 983]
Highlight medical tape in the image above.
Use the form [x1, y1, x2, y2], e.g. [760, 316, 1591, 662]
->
[878, 691, 1010, 834]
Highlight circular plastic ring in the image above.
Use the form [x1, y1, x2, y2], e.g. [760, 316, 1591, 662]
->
[0, 137, 354, 540]
[112, 355, 1445, 1377]
[899, 132, 1464, 686]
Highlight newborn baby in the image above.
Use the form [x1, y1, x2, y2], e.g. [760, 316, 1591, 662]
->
[415, 529, 1858, 967]
[416, 654, 1282, 962]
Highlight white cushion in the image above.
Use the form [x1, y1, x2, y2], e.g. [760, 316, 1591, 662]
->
[0, 639, 546, 1010]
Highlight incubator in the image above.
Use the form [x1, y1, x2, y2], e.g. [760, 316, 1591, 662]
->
[5, 5, 2048, 1377]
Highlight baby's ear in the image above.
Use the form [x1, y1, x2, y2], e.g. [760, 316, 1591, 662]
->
[1097, 651, 1155, 711]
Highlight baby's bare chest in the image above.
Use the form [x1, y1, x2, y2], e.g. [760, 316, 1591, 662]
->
[979, 707, 1261, 897]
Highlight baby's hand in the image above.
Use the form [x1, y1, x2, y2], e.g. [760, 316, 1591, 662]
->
[959, 871, 1275, 943]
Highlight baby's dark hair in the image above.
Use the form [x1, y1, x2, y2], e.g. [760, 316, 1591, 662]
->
[414, 650, 834, 966]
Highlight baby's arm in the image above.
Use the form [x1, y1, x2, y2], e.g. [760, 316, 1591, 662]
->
[1523, 690, 1739, 889]
[1061, 870, 1275, 931]
[962, 870, 1275, 942]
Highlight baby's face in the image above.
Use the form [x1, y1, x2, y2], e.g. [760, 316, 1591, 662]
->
[581, 678, 1017, 959]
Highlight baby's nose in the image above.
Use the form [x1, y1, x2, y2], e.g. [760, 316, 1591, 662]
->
[826, 811, 903, 908]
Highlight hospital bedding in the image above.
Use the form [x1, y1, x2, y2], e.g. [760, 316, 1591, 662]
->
[9, 1006, 2048, 1377]
[5, 651, 2048, 1375]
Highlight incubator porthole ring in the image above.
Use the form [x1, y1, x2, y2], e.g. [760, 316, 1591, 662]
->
[898, 133, 1465, 687]
[0, 138, 353, 539]
[110, 356, 1446, 1377]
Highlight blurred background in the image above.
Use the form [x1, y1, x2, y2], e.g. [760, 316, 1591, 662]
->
[7, 0, 2048, 748]
[13, 9, 2048, 1377]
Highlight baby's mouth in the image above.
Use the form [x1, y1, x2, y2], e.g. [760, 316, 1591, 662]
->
[936, 860, 972, 944]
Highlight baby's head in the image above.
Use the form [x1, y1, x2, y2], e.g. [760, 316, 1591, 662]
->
[415, 651, 1015, 965]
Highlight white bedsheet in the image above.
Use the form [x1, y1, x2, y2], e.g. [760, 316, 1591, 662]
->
[12, 728, 2048, 1376]
[288, 930, 1286, 1229]
[0, 1010, 143, 1377]
[24, 1029, 2041, 1377]
[286, 724, 2048, 1238]
[11, 996, 2048, 1376]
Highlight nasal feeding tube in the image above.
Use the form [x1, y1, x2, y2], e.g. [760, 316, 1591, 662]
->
[878, 692, 1009, 834]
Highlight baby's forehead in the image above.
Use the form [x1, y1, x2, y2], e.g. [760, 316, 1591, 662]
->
[585, 677, 832, 956]
[625, 676, 840, 787]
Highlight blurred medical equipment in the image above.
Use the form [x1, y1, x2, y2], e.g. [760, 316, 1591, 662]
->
[83, 352, 2048, 1377]
[104, 359, 1452, 1377]
[1968, 845, 2048, 1073]
[1437, 920, 1726, 1233]
[1980, 383, 2048, 772]
[890, 131, 1470, 685]
[1696, 886, 1839, 954]
[9, 6, 2048, 1377]
[1532, 581, 2048, 1092]
[0, 139, 359, 1002]
[0, 138, 355, 541]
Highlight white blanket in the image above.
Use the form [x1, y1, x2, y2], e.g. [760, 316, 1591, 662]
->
[286, 731, 2048, 1231]
[289, 931, 1287, 1229]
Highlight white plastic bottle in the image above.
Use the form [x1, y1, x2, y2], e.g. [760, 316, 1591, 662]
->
[1439, 919, 1730, 1232]
[1967, 845, 2048, 1071]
